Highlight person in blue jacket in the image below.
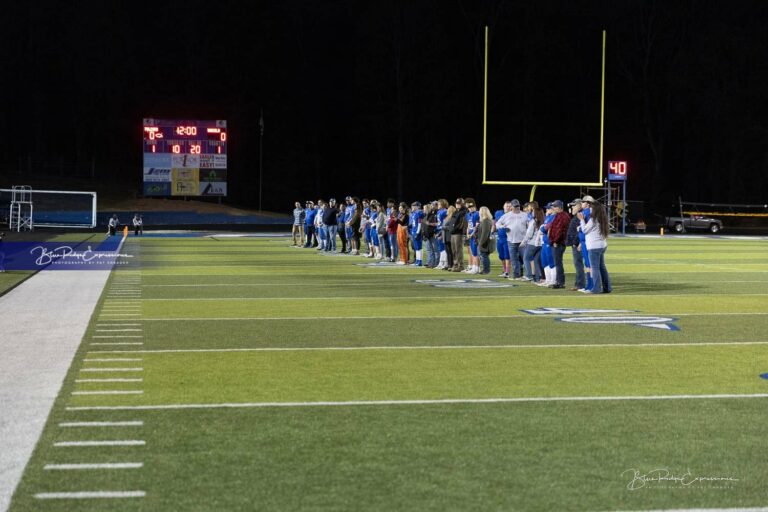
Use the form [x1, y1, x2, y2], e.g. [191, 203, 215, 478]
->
[304, 201, 317, 248]
[409, 201, 425, 266]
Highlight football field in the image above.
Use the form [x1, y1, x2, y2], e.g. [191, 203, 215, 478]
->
[9, 234, 768, 511]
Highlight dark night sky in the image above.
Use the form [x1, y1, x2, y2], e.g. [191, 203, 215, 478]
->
[1, 0, 767, 213]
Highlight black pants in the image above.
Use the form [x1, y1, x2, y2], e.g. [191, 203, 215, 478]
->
[304, 226, 315, 247]
[553, 244, 566, 286]
[338, 225, 347, 252]
[445, 239, 453, 269]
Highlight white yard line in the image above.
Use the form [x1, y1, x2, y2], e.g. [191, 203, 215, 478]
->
[84, 358, 143, 361]
[610, 508, 768, 512]
[96, 329, 143, 332]
[90, 342, 144, 346]
[72, 391, 144, 396]
[84, 340, 768, 355]
[59, 421, 143, 427]
[65, 393, 768, 411]
[44, 463, 143, 470]
[34, 491, 145, 499]
[75, 379, 143, 383]
[136, 312, 768, 321]
[79, 368, 143, 372]
[135, 293, 768, 301]
[54, 440, 145, 447]
[92, 335, 144, 338]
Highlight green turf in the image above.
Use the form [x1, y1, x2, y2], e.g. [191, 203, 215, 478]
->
[9, 234, 768, 511]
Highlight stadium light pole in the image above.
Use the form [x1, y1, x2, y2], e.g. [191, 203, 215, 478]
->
[259, 108, 264, 211]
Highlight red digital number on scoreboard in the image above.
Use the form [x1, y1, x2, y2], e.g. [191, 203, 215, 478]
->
[609, 161, 627, 175]
[175, 126, 198, 136]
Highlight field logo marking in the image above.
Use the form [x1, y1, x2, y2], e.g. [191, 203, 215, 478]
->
[560, 316, 680, 331]
[414, 279, 513, 289]
[521, 308, 680, 331]
[356, 261, 412, 268]
[522, 307, 637, 315]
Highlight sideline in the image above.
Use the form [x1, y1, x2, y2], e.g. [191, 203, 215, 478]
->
[0, 235, 128, 512]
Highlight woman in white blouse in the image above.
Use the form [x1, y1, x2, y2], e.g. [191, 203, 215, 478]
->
[577, 200, 612, 294]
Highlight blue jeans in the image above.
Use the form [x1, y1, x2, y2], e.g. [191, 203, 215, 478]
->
[529, 246, 542, 282]
[326, 225, 338, 251]
[424, 236, 438, 267]
[479, 251, 491, 274]
[388, 233, 398, 260]
[587, 247, 612, 293]
[508, 242, 522, 277]
[523, 244, 536, 279]
[571, 245, 585, 289]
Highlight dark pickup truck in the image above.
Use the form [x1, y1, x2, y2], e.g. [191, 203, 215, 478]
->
[664, 214, 723, 233]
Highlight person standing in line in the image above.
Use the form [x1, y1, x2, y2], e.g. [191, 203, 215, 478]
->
[566, 199, 586, 291]
[547, 200, 571, 289]
[494, 202, 511, 278]
[386, 208, 399, 262]
[315, 200, 327, 251]
[422, 203, 439, 268]
[442, 204, 456, 271]
[375, 202, 387, 260]
[366, 200, 380, 258]
[578, 196, 595, 292]
[537, 204, 555, 286]
[292, 201, 305, 246]
[496, 199, 527, 279]
[578, 200, 613, 294]
[476, 206, 494, 274]
[349, 197, 362, 255]
[360, 199, 372, 257]
[383, 199, 397, 260]
[337, 203, 348, 254]
[303, 201, 317, 248]
[409, 201, 424, 266]
[396, 202, 410, 264]
[323, 198, 339, 252]
[450, 198, 468, 272]
[132, 213, 143, 236]
[343, 196, 355, 253]
[527, 203, 545, 283]
[463, 198, 480, 274]
[435, 199, 450, 269]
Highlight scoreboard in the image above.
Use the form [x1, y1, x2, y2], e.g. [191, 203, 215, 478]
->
[142, 118, 227, 197]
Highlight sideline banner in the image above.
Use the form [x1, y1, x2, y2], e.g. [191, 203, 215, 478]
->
[0, 240, 133, 270]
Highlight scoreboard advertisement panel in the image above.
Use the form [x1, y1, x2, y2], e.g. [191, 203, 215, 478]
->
[142, 119, 227, 197]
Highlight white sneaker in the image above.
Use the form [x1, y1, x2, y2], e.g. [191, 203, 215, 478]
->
[499, 272, 508, 278]
[396, 261, 405, 265]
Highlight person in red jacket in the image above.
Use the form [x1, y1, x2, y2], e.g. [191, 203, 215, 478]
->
[547, 200, 571, 289]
